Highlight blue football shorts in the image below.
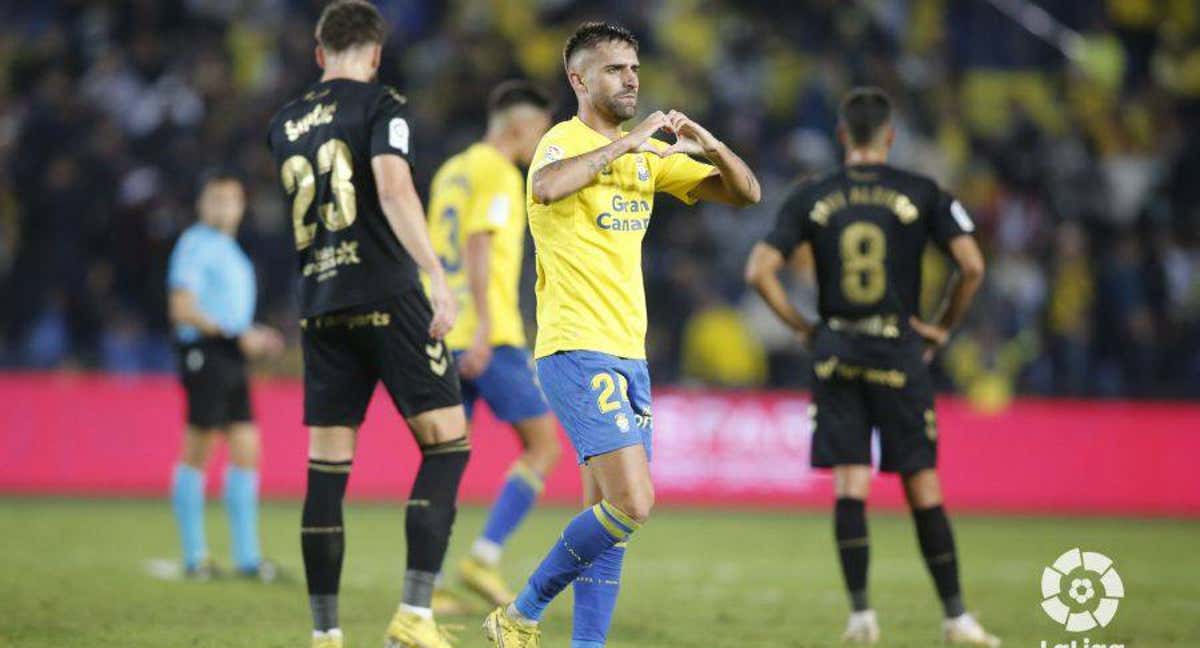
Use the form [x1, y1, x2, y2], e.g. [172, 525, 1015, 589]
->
[453, 345, 551, 424]
[536, 350, 653, 465]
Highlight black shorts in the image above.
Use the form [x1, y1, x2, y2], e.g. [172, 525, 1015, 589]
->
[178, 338, 252, 428]
[301, 291, 462, 426]
[808, 325, 937, 475]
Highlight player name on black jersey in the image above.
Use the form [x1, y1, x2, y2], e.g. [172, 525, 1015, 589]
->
[809, 184, 919, 226]
[267, 79, 418, 317]
[284, 102, 338, 142]
[766, 164, 974, 322]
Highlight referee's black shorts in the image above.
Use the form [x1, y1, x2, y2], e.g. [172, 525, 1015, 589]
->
[177, 337, 252, 428]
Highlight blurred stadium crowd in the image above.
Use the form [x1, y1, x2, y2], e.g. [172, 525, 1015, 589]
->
[1, 0, 1198, 401]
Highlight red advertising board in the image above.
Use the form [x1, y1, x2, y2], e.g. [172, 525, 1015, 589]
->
[1, 373, 1197, 515]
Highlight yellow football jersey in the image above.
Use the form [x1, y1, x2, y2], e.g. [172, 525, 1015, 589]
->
[427, 142, 527, 350]
[528, 117, 715, 359]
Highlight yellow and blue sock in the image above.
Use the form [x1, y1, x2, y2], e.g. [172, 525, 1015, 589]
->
[514, 500, 639, 621]
[571, 542, 626, 648]
[224, 466, 261, 572]
[171, 464, 207, 570]
[478, 462, 543, 556]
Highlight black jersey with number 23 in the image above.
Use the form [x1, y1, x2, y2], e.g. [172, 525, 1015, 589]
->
[766, 164, 975, 321]
[267, 79, 418, 317]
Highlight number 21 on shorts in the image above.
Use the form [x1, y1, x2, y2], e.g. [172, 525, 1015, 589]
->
[591, 372, 629, 414]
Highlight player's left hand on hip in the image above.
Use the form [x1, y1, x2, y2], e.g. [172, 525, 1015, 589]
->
[660, 110, 716, 157]
[909, 316, 949, 363]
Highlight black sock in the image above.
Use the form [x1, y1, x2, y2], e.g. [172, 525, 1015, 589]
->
[403, 437, 470, 608]
[835, 497, 870, 612]
[302, 459, 351, 631]
[912, 504, 965, 618]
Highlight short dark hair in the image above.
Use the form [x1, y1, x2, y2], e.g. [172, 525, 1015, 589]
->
[563, 21, 639, 69]
[316, 0, 388, 53]
[488, 80, 554, 118]
[839, 87, 892, 146]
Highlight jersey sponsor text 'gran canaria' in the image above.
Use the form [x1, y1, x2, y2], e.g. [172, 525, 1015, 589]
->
[528, 117, 714, 359]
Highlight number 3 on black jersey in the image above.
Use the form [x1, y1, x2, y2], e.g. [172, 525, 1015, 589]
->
[281, 138, 357, 250]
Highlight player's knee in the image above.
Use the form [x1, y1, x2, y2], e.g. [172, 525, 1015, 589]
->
[903, 469, 942, 509]
[611, 489, 654, 525]
[308, 426, 356, 462]
[179, 449, 208, 469]
[227, 426, 260, 468]
[180, 429, 218, 468]
[528, 434, 562, 471]
[515, 415, 562, 473]
[834, 465, 872, 499]
[409, 406, 468, 446]
[625, 498, 653, 525]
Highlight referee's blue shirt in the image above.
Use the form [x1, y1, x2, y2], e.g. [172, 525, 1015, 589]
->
[166, 223, 256, 343]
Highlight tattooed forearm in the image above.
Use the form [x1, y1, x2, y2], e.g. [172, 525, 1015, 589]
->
[530, 139, 630, 204]
[585, 150, 614, 176]
[705, 141, 761, 206]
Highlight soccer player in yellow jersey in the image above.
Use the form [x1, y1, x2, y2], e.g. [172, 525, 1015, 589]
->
[483, 22, 761, 648]
[425, 81, 562, 610]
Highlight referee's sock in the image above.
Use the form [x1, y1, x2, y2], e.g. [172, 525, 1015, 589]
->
[912, 504, 966, 618]
[835, 497, 871, 612]
[224, 466, 261, 572]
[571, 541, 626, 648]
[475, 460, 544, 564]
[171, 464, 207, 570]
[403, 437, 471, 613]
[302, 459, 351, 632]
[513, 500, 639, 622]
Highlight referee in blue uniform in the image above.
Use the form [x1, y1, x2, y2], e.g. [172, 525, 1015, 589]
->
[166, 171, 284, 580]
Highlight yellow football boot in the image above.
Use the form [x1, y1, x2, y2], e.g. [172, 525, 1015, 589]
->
[384, 609, 456, 648]
[482, 606, 540, 648]
[458, 556, 515, 605]
[311, 629, 343, 648]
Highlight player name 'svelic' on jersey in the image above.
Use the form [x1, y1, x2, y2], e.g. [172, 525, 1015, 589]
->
[285, 102, 338, 142]
[301, 310, 391, 330]
[302, 240, 360, 282]
[810, 184, 919, 225]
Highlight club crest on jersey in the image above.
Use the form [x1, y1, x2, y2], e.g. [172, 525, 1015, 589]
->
[543, 145, 563, 163]
[635, 155, 649, 181]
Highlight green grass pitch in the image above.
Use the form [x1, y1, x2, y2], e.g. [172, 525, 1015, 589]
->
[1, 498, 1196, 647]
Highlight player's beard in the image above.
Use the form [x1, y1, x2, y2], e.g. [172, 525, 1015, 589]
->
[604, 91, 638, 122]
